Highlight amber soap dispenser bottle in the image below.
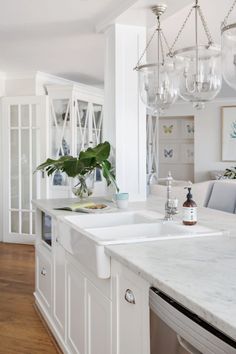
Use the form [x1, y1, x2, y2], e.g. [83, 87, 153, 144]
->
[183, 187, 197, 225]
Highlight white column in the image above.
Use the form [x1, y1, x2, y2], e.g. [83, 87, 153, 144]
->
[103, 24, 147, 201]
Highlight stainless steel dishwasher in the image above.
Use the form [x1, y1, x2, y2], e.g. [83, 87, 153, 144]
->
[150, 287, 236, 354]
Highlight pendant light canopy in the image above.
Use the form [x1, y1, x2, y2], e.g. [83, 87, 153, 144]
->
[135, 5, 179, 114]
[171, 0, 222, 109]
[221, 0, 236, 90]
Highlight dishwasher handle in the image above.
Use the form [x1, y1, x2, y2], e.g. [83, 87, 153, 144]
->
[177, 335, 202, 354]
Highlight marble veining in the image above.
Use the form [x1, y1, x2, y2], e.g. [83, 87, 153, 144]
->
[106, 235, 236, 341]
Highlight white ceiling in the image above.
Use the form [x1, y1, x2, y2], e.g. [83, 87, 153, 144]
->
[0, 0, 128, 86]
[1, 0, 236, 95]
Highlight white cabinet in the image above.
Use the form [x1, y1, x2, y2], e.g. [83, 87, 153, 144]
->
[111, 260, 150, 354]
[53, 240, 66, 339]
[34, 211, 150, 354]
[86, 280, 112, 354]
[36, 244, 52, 312]
[46, 85, 104, 198]
[66, 257, 112, 354]
[66, 260, 86, 354]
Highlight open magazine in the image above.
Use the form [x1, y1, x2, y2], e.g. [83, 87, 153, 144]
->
[54, 202, 109, 213]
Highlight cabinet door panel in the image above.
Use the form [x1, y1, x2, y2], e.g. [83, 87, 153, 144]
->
[113, 261, 150, 354]
[67, 262, 86, 354]
[87, 280, 112, 354]
[53, 242, 66, 338]
[36, 246, 52, 311]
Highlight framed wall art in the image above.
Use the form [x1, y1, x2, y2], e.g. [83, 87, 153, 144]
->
[159, 119, 178, 139]
[181, 143, 194, 164]
[159, 143, 179, 164]
[222, 106, 236, 161]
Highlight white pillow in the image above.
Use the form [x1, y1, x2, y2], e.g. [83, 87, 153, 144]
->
[207, 182, 236, 214]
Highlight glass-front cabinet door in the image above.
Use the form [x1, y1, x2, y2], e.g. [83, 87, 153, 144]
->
[2, 96, 47, 243]
[49, 98, 72, 188]
[47, 85, 104, 198]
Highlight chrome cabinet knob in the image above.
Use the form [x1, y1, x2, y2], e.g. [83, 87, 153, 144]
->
[124, 289, 135, 304]
[41, 268, 47, 276]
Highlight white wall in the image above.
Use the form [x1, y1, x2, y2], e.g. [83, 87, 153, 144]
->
[165, 98, 236, 182]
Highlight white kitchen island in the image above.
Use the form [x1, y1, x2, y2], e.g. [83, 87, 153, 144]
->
[33, 196, 236, 354]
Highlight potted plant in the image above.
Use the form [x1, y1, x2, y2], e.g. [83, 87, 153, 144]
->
[223, 166, 236, 179]
[36, 141, 119, 199]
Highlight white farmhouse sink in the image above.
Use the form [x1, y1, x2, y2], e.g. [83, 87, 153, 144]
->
[85, 222, 223, 245]
[64, 210, 163, 229]
[59, 210, 226, 279]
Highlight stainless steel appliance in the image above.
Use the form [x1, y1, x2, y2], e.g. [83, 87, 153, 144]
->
[150, 287, 236, 354]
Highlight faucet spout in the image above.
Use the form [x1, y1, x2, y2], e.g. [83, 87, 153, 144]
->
[164, 172, 178, 221]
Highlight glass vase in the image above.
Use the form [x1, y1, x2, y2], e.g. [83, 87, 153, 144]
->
[72, 173, 95, 199]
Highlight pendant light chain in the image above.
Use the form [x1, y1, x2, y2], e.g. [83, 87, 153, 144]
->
[168, 0, 214, 55]
[222, 0, 236, 27]
[198, 6, 213, 45]
[168, 6, 194, 55]
[134, 9, 172, 70]
[134, 27, 158, 70]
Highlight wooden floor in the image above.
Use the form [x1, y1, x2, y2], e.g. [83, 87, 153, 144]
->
[0, 243, 58, 354]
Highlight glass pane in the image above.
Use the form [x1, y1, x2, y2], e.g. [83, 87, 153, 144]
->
[52, 171, 68, 186]
[10, 105, 18, 127]
[92, 104, 103, 146]
[77, 100, 88, 128]
[52, 99, 70, 127]
[21, 129, 30, 210]
[32, 129, 38, 200]
[51, 99, 71, 161]
[93, 104, 103, 127]
[11, 211, 19, 233]
[11, 130, 19, 209]
[59, 136, 71, 156]
[21, 105, 29, 127]
[22, 212, 30, 234]
[31, 104, 37, 127]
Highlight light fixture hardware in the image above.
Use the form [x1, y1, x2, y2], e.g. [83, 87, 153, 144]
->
[135, 4, 179, 115]
[169, 0, 222, 109]
[221, 0, 236, 90]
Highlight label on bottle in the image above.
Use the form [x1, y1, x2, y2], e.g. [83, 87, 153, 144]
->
[183, 207, 197, 222]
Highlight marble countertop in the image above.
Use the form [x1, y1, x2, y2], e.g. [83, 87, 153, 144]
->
[33, 195, 236, 341]
[106, 235, 236, 341]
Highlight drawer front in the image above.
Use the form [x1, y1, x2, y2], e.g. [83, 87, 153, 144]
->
[36, 247, 52, 310]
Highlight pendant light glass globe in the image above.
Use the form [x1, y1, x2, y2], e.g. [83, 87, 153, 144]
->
[138, 59, 179, 114]
[174, 45, 222, 109]
[222, 24, 236, 90]
[135, 4, 180, 114]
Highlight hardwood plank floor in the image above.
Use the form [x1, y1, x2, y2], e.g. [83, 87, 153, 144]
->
[0, 243, 58, 354]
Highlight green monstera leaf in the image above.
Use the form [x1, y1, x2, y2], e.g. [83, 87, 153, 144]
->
[35, 141, 119, 192]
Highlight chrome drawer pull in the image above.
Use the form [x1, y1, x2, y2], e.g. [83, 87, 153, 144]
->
[41, 268, 47, 276]
[124, 289, 135, 304]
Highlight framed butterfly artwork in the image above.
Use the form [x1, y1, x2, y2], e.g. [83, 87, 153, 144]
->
[160, 144, 179, 163]
[159, 119, 178, 139]
[181, 119, 195, 139]
[181, 144, 194, 164]
[222, 106, 236, 161]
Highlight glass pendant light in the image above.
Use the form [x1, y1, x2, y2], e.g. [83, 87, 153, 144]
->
[171, 0, 222, 109]
[135, 4, 179, 115]
[221, 0, 236, 90]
